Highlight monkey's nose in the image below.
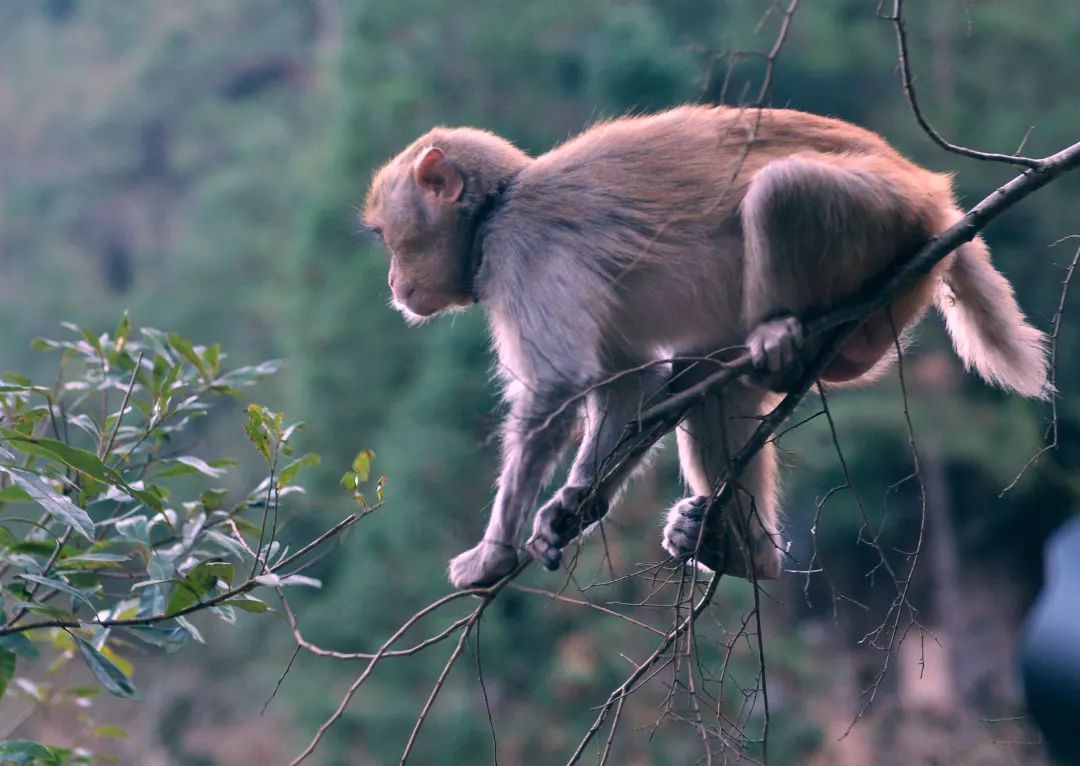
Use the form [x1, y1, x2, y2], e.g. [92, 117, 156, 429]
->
[388, 272, 396, 289]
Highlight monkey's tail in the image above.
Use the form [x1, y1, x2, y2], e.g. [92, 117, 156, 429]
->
[935, 236, 1051, 399]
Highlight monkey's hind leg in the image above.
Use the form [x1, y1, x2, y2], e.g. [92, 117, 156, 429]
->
[740, 153, 941, 392]
[662, 382, 783, 580]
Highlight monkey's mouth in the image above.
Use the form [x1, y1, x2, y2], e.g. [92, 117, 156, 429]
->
[392, 292, 440, 318]
[390, 295, 433, 325]
[392, 289, 471, 321]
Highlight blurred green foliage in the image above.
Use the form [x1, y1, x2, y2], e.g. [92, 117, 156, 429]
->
[0, 319, 337, 764]
[0, 0, 1078, 763]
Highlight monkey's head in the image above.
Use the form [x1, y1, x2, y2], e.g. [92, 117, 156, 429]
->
[363, 128, 530, 323]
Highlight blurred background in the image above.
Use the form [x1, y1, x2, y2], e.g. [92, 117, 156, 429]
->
[2, 0, 1079, 763]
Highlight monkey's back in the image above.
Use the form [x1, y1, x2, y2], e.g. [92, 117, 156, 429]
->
[484, 106, 952, 369]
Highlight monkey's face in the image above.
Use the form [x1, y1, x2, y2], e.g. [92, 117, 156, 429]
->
[363, 146, 473, 324]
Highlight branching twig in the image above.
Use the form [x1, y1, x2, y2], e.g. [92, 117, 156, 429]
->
[1001, 234, 1080, 494]
[885, 0, 1042, 169]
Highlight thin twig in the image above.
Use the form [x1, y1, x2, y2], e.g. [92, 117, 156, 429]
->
[1000, 234, 1079, 494]
[885, 0, 1041, 169]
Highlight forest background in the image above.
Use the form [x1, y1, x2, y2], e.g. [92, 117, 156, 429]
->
[1, 1, 1079, 764]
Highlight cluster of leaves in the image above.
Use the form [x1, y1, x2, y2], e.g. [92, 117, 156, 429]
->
[339, 449, 385, 511]
[0, 318, 330, 764]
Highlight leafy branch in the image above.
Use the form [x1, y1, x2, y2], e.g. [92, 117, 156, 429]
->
[0, 319, 376, 765]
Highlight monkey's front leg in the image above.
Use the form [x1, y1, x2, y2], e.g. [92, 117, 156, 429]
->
[448, 394, 574, 589]
[526, 369, 668, 571]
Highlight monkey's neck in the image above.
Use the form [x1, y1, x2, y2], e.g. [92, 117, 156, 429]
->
[463, 176, 515, 303]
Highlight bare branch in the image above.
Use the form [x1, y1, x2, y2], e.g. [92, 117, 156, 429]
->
[885, 0, 1042, 169]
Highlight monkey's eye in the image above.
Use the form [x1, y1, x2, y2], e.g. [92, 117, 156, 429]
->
[358, 224, 384, 245]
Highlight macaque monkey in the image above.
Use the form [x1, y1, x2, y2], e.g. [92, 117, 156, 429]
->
[362, 106, 1049, 589]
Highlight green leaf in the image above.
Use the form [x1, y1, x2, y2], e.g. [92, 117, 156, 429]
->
[199, 488, 228, 511]
[0, 466, 94, 540]
[156, 455, 228, 479]
[74, 637, 136, 698]
[64, 685, 102, 699]
[56, 552, 129, 569]
[91, 725, 129, 739]
[278, 574, 321, 589]
[17, 575, 97, 614]
[0, 647, 15, 699]
[0, 527, 18, 550]
[140, 327, 173, 360]
[244, 405, 270, 461]
[10, 540, 64, 557]
[174, 615, 204, 644]
[113, 313, 131, 353]
[223, 596, 269, 613]
[4, 582, 30, 601]
[203, 529, 248, 559]
[192, 561, 235, 586]
[164, 580, 204, 617]
[277, 452, 319, 489]
[164, 560, 230, 616]
[340, 472, 357, 492]
[123, 625, 192, 653]
[0, 622, 38, 659]
[80, 327, 105, 358]
[0, 381, 49, 396]
[1, 433, 112, 482]
[0, 740, 60, 765]
[204, 344, 221, 377]
[0, 432, 162, 512]
[114, 516, 150, 545]
[10, 602, 73, 621]
[169, 334, 208, 379]
[65, 414, 100, 440]
[217, 360, 284, 389]
[0, 372, 32, 387]
[351, 449, 375, 483]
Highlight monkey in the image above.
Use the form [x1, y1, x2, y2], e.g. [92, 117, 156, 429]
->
[362, 105, 1049, 590]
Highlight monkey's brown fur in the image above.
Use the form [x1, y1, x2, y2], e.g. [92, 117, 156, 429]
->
[364, 105, 1049, 589]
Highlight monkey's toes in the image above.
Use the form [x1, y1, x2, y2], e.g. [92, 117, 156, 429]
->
[661, 497, 722, 568]
[661, 495, 784, 580]
[447, 540, 519, 589]
[525, 532, 563, 571]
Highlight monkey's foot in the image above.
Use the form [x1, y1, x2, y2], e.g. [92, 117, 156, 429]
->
[448, 540, 519, 589]
[746, 315, 804, 392]
[526, 485, 609, 572]
[661, 495, 782, 580]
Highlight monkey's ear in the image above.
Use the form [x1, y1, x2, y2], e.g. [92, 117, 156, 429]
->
[413, 146, 464, 204]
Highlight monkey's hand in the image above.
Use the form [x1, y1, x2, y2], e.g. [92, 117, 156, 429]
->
[448, 540, 519, 589]
[746, 315, 804, 392]
[526, 485, 609, 572]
